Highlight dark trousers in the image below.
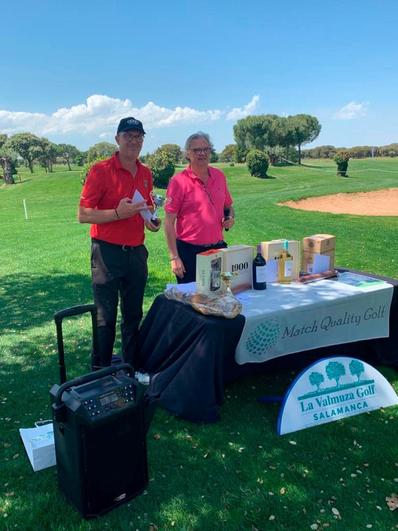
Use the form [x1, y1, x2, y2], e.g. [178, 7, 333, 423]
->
[176, 239, 227, 284]
[91, 239, 148, 370]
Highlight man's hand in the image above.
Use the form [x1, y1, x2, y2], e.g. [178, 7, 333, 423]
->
[171, 256, 186, 279]
[116, 197, 148, 219]
[145, 219, 161, 232]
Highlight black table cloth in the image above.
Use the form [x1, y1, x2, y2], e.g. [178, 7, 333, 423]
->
[137, 269, 398, 423]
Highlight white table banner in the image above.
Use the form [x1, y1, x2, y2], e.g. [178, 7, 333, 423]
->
[235, 273, 394, 365]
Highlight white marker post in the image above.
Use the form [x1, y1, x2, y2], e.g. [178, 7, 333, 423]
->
[23, 199, 29, 220]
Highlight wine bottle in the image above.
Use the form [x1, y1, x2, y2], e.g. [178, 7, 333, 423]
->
[278, 240, 294, 283]
[252, 244, 267, 290]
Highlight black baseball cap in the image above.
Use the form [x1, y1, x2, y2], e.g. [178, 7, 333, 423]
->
[117, 117, 146, 135]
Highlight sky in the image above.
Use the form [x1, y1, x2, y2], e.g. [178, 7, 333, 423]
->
[1, 0, 397, 154]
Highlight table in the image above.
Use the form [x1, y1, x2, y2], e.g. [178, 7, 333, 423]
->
[137, 270, 398, 423]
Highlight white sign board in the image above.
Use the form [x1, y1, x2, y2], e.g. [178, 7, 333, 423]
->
[278, 356, 398, 435]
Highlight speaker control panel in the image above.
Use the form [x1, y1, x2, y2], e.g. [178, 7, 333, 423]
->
[67, 372, 137, 419]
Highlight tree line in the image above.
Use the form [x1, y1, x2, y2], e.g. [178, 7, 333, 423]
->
[302, 143, 398, 159]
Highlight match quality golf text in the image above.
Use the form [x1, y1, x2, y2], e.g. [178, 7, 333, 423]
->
[282, 305, 386, 339]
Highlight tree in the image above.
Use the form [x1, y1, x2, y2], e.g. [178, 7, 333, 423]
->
[246, 149, 269, 178]
[326, 361, 346, 386]
[309, 371, 324, 391]
[35, 138, 58, 172]
[74, 151, 87, 166]
[233, 113, 321, 165]
[157, 144, 182, 165]
[349, 360, 365, 381]
[0, 134, 17, 184]
[58, 144, 80, 170]
[334, 151, 350, 176]
[87, 142, 117, 163]
[146, 149, 175, 188]
[219, 144, 237, 163]
[233, 114, 281, 154]
[8, 132, 42, 172]
[209, 149, 219, 163]
[287, 114, 321, 164]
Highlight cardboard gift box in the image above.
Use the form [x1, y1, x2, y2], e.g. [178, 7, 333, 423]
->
[220, 245, 254, 293]
[302, 234, 335, 253]
[196, 249, 224, 294]
[260, 240, 301, 281]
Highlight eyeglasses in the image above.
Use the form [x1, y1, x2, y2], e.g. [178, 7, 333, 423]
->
[120, 132, 144, 141]
[190, 147, 212, 154]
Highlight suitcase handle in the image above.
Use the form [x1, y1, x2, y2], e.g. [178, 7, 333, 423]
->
[54, 304, 98, 384]
[54, 304, 96, 323]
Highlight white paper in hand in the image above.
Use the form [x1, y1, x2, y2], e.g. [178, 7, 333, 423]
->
[132, 190, 152, 222]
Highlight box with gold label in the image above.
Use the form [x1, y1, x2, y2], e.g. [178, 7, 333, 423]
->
[220, 245, 253, 293]
[196, 249, 223, 294]
[302, 234, 335, 254]
[260, 240, 301, 281]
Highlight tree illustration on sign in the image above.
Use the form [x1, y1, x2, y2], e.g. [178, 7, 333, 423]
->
[349, 359, 365, 381]
[326, 361, 346, 386]
[309, 371, 324, 390]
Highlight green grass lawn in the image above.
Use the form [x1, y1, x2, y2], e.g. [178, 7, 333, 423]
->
[1, 159, 398, 530]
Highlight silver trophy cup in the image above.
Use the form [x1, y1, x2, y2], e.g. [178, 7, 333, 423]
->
[150, 193, 165, 226]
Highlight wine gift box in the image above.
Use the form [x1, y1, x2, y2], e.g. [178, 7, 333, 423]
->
[220, 245, 254, 293]
[196, 249, 224, 294]
[302, 234, 335, 253]
[302, 234, 336, 273]
[260, 240, 301, 280]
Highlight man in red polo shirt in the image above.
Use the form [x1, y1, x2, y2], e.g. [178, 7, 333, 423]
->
[79, 117, 160, 372]
[164, 132, 234, 283]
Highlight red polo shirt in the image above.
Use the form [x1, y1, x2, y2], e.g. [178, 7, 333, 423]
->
[80, 153, 153, 246]
[165, 166, 233, 245]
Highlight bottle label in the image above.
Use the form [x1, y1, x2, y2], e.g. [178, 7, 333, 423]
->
[255, 265, 267, 283]
[284, 260, 293, 277]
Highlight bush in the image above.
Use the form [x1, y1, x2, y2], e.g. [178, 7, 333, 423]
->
[80, 157, 107, 185]
[147, 150, 175, 188]
[246, 149, 269, 178]
[334, 151, 350, 176]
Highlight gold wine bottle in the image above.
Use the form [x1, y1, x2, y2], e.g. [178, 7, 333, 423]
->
[278, 240, 294, 283]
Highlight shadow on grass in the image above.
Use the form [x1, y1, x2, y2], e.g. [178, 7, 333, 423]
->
[2, 369, 398, 529]
[0, 271, 167, 333]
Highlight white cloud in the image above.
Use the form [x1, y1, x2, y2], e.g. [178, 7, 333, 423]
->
[226, 95, 260, 120]
[0, 94, 259, 138]
[334, 101, 369, 120]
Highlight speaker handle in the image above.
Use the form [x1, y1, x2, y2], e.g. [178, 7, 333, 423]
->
[53, 363, 133, 407]
[54, 304, 98, 384]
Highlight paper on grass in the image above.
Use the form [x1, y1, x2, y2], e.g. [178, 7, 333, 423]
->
[19, 423, 56, 471]
[132, 190, 152, 222]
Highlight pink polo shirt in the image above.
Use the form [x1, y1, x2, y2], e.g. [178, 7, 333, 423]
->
[165, 166, 233, 245]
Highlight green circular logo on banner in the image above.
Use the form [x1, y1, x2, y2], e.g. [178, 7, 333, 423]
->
[246, 320, 280, 356]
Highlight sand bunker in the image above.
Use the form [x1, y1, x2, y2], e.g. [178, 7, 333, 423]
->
[281, 188, 398, 216]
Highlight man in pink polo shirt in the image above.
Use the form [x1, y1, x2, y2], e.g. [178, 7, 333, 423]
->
[164, 132, 234, 283]
[78, 117, 160, 372]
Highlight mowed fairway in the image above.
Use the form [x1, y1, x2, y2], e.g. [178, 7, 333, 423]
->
[1, 158, 398, 530]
